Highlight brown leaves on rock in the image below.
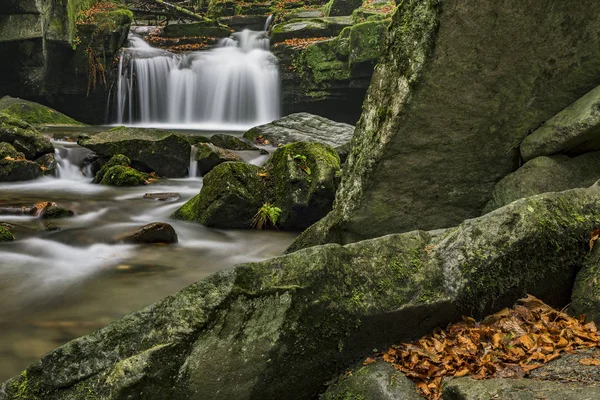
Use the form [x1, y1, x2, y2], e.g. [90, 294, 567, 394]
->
[589, 228, 600, 250]
[278, 37, 335, 49]
[77, 0, 117, 25]
[379, 295, 600, 399]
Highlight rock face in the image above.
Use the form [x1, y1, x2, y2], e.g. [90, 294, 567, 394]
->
[0, 142, 43, 182]
[0, 96, 82, 126]
[119, 222, 178, 244]
[571, 245, 600, 325]
[195, 143, 241, 176]
[244, 113, 354, 150]
[0, 0, 132, 124]
[322, 361, 422, 400]
[79, 128, 191, 178]
[6, 185, 600, 400]
[290, 0, 600, 251]
[484, 152, 600, 212]
[521, 84, 600, 162]
[174, 142, 341, 230]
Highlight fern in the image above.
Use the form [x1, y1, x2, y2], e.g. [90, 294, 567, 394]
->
[252, 203, 282, 230]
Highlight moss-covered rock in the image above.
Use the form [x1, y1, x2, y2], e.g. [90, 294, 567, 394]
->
[321, 360, 422, 400]
[41, 205, 75, 219]
[484, 152, 600, 212]
[0, 226, 14, 242]
[209, 133, 257, 151]
[0, 113, 54, 160]
[92, 153, 132, 184]
[324, 0, 363, 17]
[172, 162, 266, 228]
[7, 185, 600, 399]
[0, 158, 43, 182]
[99, 165, 147, 186]
[290, 0, 600, 251]
[79, 128, 191, 178]
[571, 244, 600, 325]
[268, 142, 340, 230]
[0, 96, 83, 126]
[195, 143, 241, 176]
[162, 21, 230, 38]
[35, 153, 58, 176]
[0, 142, 25, 159]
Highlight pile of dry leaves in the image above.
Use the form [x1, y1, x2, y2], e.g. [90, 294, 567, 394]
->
[372, 295, 600, 399]
[77, 1, 117, 25]
[278, 37, 334, 49]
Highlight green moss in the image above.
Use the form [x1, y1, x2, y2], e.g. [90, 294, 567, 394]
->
[162, 21, 230, 38]
[0, 226, 14, 242]
[99, 165, 147, 186]
[92, 153, 131, 183]
[0, 96, 83, 126]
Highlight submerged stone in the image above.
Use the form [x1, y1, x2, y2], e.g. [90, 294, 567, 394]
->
[40, 205, 74, 219]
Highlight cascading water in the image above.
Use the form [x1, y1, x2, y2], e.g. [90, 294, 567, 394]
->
[111, 29, 280, 130]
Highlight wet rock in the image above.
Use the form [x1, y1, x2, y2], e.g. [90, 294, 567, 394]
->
[571, 244, 600, 325]
[119, 222, 178, 244]
[0, 96, 83, 126]
[521, 84, 600, 161]
[209, 134, 258, 151]
[290, 0, 600, 251]
[79, 127, 191, 178]
[143, 193, 181, 202]
[0, 142, 25, 159]
[9, 185, 600, 399]
[271, 16, 352, 43]
[172, 162, 265, 228]
[0, 206, 37, 216]
[196, 143, 241, 176]
[162, 22, 230, 38]
[40, 205, 74, 219]
[442, 377, 600, 400]
[243, 113, 354, 152]
[45, 223, 61, 232]
[0, 226, 14, 242]
[93, 154, 132, 184]
[35, 153, 58, 176]
[0, 113, 54, 160]
[187, 135, 211, 146]
[484, 152, 600, 212]
[99, 166, 148, 187]
[322, 361, 422, 400]
[0, 158, 43, 182]
[269, 142, 341, 230]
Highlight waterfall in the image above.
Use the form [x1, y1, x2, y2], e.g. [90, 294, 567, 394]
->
[189, 145, 198, 178]
[111, 30, 280, 130]
[54, 141, 92, 181]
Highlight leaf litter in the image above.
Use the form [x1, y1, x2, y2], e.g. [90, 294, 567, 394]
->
[374, 295, 600, 399]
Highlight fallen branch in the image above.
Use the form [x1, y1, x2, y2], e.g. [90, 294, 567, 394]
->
[152, 0, 212, 22]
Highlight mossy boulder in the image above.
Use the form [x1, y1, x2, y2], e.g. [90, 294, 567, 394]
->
[322, 360, 422, 400]
[268, 142, 341, 230]
[209, 134, 257, 151]
[0, 154, 43, 182]
[0, 226, 14, 242]
[162, 22, 231, 38]
[324, 0, 363, 17]
[0, 113, 54, 160]
[172, 162, 266, 228]
[571, 244, 600, 325]
[484, 152, 600, 212]
[79, 128, 191, 178]
[35, 153, 58, 176]
[195, 143, 241, 176]
[0, 96, 83, 126]
[290, 0, 600, 251]
[40, 205, 74, 219]
[271, 16, 352, 43]
[6, 185, 600, 399]
[521, 84, 600, 162]
[99, 165, 147, 186]
[0, 142, 25, 159]
[93, 154, 132, 184]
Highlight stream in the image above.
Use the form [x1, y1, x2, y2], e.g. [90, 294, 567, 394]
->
[0, 129, 296, 381]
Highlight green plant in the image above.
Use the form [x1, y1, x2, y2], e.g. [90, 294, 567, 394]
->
[252, 203, 282, 230]
[293, 154, 311, 175]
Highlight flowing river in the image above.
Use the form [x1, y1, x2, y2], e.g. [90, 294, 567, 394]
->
[0, 131, 295, 381]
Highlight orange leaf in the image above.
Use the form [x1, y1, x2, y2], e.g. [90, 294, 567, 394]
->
[579, 357, 600, 366]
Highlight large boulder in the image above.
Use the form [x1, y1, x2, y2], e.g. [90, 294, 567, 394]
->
[0, 142, 43, 182]
[0, 113, 54, 160]
[289, 0, 600, 251]
[195, 143, 241, 176]
[521, 84, 600, 162]
[325, 0, 363, 17]
[243, 113, 354, 150]
[172, 162, 266, 228]
[79, 128, 191, 178]
[0, 96, 83, 126]
[6, 185, 600, 399]
[269, 142, 340, 230]
[484, 152, 600, 212]
[173, 142, 341, 230]
[209, 134, 257, 151]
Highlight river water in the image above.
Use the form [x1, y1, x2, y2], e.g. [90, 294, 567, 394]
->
[0, 131, 295, 381]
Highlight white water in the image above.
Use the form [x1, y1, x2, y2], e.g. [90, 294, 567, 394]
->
[189, 145, 198, 178]
[112, 29, 280, 130]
